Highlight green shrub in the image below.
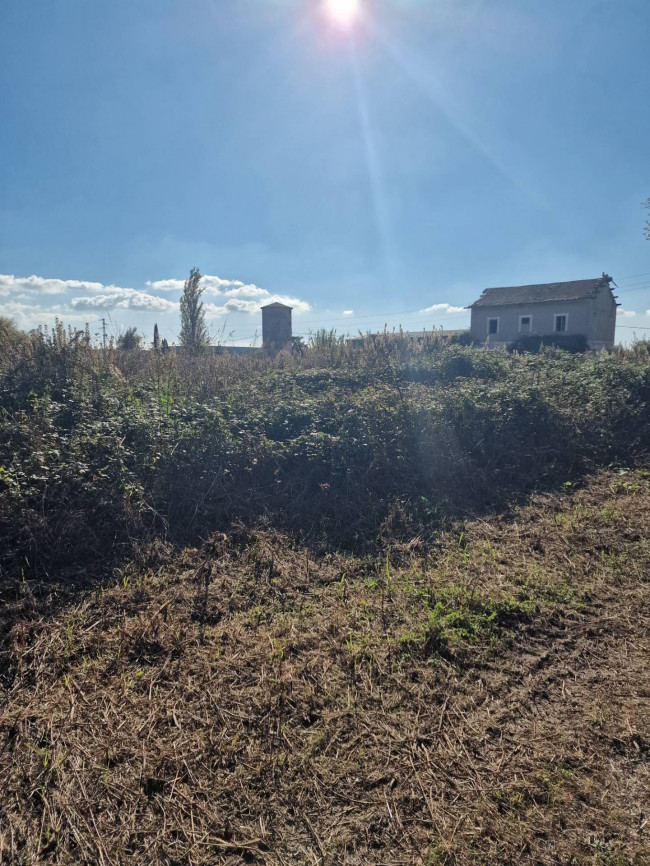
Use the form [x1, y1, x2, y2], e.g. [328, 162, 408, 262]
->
[1, 333, 649, 580]
[508, 333, 589, 354]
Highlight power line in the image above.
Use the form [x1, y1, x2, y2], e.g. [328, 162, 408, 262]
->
[617, 271, 650, 281]
[615, 283, 650, 294]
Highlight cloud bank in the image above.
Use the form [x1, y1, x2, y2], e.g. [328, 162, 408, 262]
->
[146, 276, 245, 295]
[0, 274, 104, 297]
[0, 272, 311, 332]
[143, 275, 307, 312]
[71, 289, 177, 312]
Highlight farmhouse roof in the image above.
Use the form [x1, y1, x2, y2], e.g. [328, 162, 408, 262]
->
[470, 276, 611, 308]
[261, 301, 292, 310]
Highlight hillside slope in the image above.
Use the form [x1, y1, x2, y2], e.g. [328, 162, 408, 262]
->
[1, 468, 649, 865]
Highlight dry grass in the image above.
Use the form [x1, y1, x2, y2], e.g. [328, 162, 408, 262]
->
[1, 469, 649, 865]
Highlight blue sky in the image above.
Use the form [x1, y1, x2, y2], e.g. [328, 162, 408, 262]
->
[1, 0, 649, 345]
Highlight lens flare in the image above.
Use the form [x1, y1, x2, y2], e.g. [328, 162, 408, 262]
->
[326, 0, 360, 28]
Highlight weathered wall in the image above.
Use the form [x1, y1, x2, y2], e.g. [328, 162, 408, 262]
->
[589, 285, 617, 348]
[470, 299, 592, 345]
[262, 306, 292, 349]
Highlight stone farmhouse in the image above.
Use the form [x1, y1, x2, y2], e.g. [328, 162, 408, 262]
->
[469, 274, 618, 350]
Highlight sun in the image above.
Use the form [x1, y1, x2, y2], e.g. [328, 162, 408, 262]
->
[326, 0, 360, 28]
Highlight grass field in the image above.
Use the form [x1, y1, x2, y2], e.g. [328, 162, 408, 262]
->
[1, 331, 649, 864]
[2, 469, 649, 864]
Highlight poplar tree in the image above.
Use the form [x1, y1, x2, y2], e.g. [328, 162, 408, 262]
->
[153, 323, 160, 352]
[179, 267, 209, 353]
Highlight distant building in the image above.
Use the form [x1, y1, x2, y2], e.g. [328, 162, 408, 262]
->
[204, 300, 293, 355]
[262, 301, 292, 352]
[469, 275, 618, 350]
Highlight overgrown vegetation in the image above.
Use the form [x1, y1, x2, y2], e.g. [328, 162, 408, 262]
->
[116, 326, 142, 351]
[1, 323, 649, 581]
[1, 322, 649, 863]
[508, 332, 589, 354]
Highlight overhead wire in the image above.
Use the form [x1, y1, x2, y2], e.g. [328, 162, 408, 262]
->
[614, 283, 650, 294]
[616, 325, 650, 333]
[616, 271, 650, 281]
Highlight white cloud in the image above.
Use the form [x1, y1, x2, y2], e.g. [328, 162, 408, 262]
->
[202, 302, 231, 317]
[267, 295, 311, 314]
[420, 302, 467, 314]
[145, 278, 185, 293]
[0, 271, 311, 325]
[617, 309, 636, 318]
[202, 276, 244, 295]
[0, 301, 91, 330]
[0, 274, 104, 297]
[217, 298, 262, 315]
[202, 293, 311, 318]
[145, 275, 246, 296]
[0, 301, 42, 317]
[223, 284, 268, 299]
[71, 289, 176, 312]
[343, 310, 354, 316]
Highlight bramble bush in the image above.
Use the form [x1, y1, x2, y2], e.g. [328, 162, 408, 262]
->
[1, 326, 649, 580]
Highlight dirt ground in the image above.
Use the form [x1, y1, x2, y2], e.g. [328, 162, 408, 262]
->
[1, 469, 649, 865]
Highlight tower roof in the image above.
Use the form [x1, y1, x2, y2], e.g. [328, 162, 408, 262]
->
[261, 301, 292, 310]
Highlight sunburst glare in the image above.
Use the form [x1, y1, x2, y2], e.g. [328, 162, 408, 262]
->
[326, 0, 360, 28]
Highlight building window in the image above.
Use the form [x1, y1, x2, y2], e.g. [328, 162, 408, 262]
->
[554, 314, 568, 333]
[519, 315, 532, 333]
[487, 318, 499, 335]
